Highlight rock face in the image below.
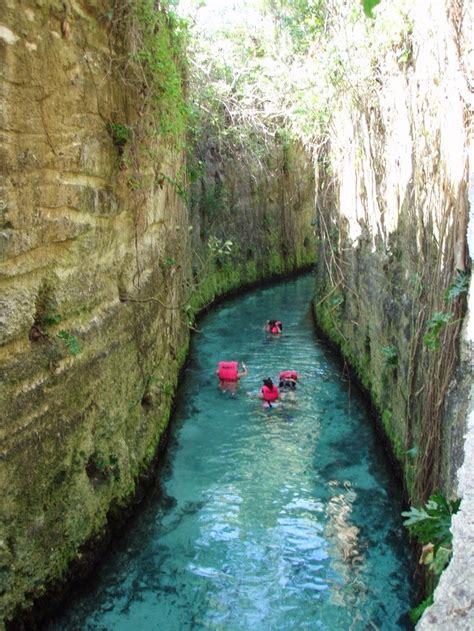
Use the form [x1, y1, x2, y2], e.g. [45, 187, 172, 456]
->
[312, 1, 472, 626]
[313, 0, 471, 500]
[0, 0, 190, 622]
[0, 1, 316, 624]
[3, 0, 469, 626]
[187, 134, 316, 308]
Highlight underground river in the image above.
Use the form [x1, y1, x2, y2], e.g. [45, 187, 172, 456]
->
[47, 275, 413, 630]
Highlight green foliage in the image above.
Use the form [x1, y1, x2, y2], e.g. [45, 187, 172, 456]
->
[43, 312, 62, 326]
[409, 594, 433, 625]
[423, 311, 453, 351]
[208, 236, 233, 258]
[200, 183, 224, 216]
[381, 408, 392, 427]
[187, 159, 204, 184]
[57, 330, 81, 356]
[264, 0, 326, 53]
[402, 492, 460, 550]
[114, 0, 188, 143]
[161, 381, 174, 397]
[444, 271, 470, 303]
[402, 493, 461, 623]
[397, 48, 411, 64]
[182, 0, 414, 168]
[107, 122, 132, 147]
[157, 171, 188, 201]
[362, 0, 382, 18]
[275, 127, 295, 172]
[86, 451, 120, 482]
[381, 345, 398, 367]
[134, 0, 188, 139]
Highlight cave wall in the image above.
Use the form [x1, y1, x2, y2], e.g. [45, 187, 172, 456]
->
[0, 1, 316, 624]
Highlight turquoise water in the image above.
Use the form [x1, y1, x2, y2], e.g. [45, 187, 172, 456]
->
[48, 275, 413, 630]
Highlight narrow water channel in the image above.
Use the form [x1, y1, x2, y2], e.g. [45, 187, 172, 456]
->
[48, 275, 413, 630]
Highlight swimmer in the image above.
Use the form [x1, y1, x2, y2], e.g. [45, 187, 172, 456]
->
[278, 370, 299, 391]
[259, 377, 279, 408]
[216, 361, 248, 395]
[264, 320, 282, 335]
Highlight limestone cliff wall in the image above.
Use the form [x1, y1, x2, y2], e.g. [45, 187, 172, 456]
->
[312, 0, 472, 625]
[188, 134, 316, 308]
[0, 0, 191, 623]
[313, 0, 471, 500]
[0, 1, 316, 625]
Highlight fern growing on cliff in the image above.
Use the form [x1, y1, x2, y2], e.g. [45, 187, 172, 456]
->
[402, 492, 461, 622]
[444, 271, 470, 303]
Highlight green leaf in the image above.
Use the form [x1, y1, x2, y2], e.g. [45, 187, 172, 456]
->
[402, 492, 461, 548]
[427, 311, 453, 332]
[431, 546, 451, 575]
[362, 0, 381, 18]
[401, 507, 429, 527]
[381, 345, 398, 367]
[409, 594, 434, 624]
[397, 49, 411, 64]
[423, 311, 453, 350]
[445, 271, 470, 302]
[423, 330, 440, 351]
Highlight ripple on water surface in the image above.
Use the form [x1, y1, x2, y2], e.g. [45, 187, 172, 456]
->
[47, 275, 413, 630]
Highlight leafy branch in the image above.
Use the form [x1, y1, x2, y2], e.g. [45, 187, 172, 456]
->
[402, 492, 461, 622]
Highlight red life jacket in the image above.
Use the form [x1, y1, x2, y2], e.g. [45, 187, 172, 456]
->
[270, 321, 282, 334]
[279, 370, 297, 381]
[262, 384, 279, 402]
[218, 361, 238, 381]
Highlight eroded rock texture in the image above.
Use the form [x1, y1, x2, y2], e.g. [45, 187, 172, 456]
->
[312, 1, 472, 626]
[313, 0, 471, 500]
[0, 2, 316, 623]
[0, 0, 192, 621]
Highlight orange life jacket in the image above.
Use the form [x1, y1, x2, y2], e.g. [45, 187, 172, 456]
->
[262, 384, 279, 402]
[218, 361, 238, 381]
[270, 321, 282, 334]
[279, 370, 297, 381]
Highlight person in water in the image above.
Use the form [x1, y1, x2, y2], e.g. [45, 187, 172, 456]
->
[278, 370, 299, 391]
[265, 320, 282, 334]
[216, 361, 248, 395]
[259, 377, 279, 408]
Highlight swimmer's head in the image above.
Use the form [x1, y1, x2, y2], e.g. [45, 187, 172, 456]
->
[263, 377, 274, 389]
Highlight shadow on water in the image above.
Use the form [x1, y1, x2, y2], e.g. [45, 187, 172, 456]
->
[45, 274, 414, 631]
